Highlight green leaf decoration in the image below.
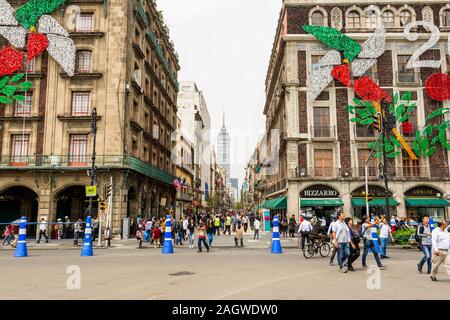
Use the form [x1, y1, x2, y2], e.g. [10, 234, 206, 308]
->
[438, 121, 450, 131]
[387, 151, 401, 158]
[426, 108, 450, 122]
[374, 152, 383, 159]
[439, 129, 450, 150]
[406, 103, 416, 113]
[10, 73, 25, 83]
[18, 81, 33, 91]
[420, 138, 429, 153]
[360, 118, 375, 126]
[424, 124, 434, 136]
[393, 92, 399, 105]
[390, 136, 402, 148]
[401, 91, 411, 102]
[350, 118, 361, 123]
[385, 144, 395, 153]
[1, 85, 18, 97]
[413, 139, 421, 156]
[426, 146, 437, 157]
[0, 96, 13, 104]
[0, 76, 10, 89]
[395, 104, 406, 119]
[302, 25, 361, 61]
[353, 99, 364, 106]
[12, 95, 25, 102]
[389, 103, 395, 114]
[431, 135, 440, 146]
[15, 0, 67, 30]
[398, 115, 409, 123]
[345, 105, 355, 114]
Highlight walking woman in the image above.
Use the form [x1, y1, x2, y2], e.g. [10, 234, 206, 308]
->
[2, 224, 12, 246]
[188, 218, 195, 249]
[361, 215, 383, 269]
[197, 219, 210, 253]
[206, 215, 215, 247]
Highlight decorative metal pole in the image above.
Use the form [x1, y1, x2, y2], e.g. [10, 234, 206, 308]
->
[381, 102, 391, 219]
[89, 108, 98, 218]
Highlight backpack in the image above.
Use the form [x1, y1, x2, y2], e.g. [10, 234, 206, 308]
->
[415, 224, 423, 243]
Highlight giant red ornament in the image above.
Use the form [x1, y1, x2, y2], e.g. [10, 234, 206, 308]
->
[0, 47, 24, 76]
[354, 76, 392, 103]
[401, 122, 414, 135]
[331, 64, 351, 87]
[27, 33, 49, 61]
[425, 73, 450, 102]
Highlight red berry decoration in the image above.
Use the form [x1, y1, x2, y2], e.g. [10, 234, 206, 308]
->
[27, 33, 49, 61]
[354, 76, 392, 103]
[425, 73, 450, 102]
[331, 64, 351, 87]
[402, 122, 414, 135]
[0, 47, 24, 76]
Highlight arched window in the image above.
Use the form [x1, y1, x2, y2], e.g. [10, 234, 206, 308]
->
[443, 9, 450, 27]
[366, 10, 378, 28]
[382, 10, 395, 27]
[347, 11, 361, 29]
[399, 10, 412, 27]
[311, 11, 326, 26]
[75, 50, 92, 73]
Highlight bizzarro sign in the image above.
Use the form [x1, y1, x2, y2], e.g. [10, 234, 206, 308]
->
[301, 185, 339, 198]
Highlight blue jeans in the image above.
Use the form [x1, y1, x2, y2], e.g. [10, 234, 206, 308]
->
[362, 240, 382, 267]
[380, 237, 389, 257]
[337, 243, 350, 269]
[207, 232, 214, 247]
[419, 244, 432, 272]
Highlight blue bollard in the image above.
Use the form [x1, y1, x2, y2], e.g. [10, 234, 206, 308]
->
[14, 216, 28, 258]
[162, 215, 174, 254]
[271, 216, 282, 254]
[81, 216, 94, 257]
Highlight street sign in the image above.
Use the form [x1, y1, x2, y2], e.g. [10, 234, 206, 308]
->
[85, 186, 97, 197]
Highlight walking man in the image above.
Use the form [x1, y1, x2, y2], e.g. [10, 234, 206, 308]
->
[63, 216, 71, 239]
[332, 212, 351, 273]
[235, 223, 244, 247]
[214, 215, 221, 236]
[379, 217, 395, 259]
[197, 219, 210, 253]
[288, 215, 296, 238]
[73, 219, 84, 247]
[417, 215, 433, 274]
[37, 218, 49, 244]
[361, 215, 383, 269]
[430, 220, 450, 282]
[253, 217, 260, 240]
[224, 214, 232, 235]
[345, 217, 360, 272]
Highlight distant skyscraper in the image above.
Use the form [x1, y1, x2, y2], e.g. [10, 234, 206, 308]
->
[217, 112, 230, 185]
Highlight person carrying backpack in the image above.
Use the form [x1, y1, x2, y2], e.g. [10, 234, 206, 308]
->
[417, 215, 432, 274]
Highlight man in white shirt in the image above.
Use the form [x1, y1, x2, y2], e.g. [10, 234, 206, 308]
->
[182, 216, 189, 240]
[299, 218, 313, 249]
[430, 220, 450, 282]
[253, 218, 261, 240]
[37, 218, 49, 244]
[332, 212, 351, 273]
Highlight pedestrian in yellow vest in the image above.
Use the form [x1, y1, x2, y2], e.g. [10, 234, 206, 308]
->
[214, 215, 221, 236]
[224, 215, 232, 235]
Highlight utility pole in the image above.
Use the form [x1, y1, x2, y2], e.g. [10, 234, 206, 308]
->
[88, 108, 98, 219]
[381, 101, 395, 219]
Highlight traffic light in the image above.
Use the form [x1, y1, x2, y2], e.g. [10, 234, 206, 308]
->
[365, 194, 373, 203]
[105, 183, 112, 199]
[384, 112, 397, 132]
[99, 201, 107, 211]
[372, 113, 382, 132]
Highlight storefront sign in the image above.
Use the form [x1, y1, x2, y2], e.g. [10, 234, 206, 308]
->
[405, 186, 440, 197]
[352, 185, 392, 198]
[301, 185, 339, 198]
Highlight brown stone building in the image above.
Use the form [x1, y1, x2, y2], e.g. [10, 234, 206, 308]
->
[258, 0, 450, 223]
[0, 0, 180, 236]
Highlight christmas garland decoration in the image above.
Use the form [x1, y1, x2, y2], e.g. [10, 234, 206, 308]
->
[305, 24, 450, 160]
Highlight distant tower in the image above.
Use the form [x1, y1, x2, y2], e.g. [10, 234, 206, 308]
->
[217, 111, 231, 185]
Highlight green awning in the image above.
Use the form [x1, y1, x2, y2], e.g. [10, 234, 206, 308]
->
[271, 197, 287, 209]
[300, 199, 344, 207]
[405, 198, 450, 207]
[352, 198, 399, 207]
[261, 199, 273, 209]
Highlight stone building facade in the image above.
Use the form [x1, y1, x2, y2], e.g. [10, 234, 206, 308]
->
[258, 0, 450, 223]
[0, 0, 180, 237]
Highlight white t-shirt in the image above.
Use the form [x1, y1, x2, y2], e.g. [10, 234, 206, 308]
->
[182, 219, 188, 230]
[299, 220, 312, 232]
[379, 223, 390, 239]
[254, 220, 260, 230]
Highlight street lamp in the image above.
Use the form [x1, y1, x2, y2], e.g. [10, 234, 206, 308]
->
[88, 108, 98, 218]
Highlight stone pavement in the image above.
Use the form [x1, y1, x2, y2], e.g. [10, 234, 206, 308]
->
[0, 245, 449, 300]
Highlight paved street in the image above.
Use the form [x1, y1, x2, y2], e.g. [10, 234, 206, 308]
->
[1, 233, 449, 300]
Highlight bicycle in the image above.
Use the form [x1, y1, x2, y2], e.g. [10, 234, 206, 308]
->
[302, 236, 331, 259]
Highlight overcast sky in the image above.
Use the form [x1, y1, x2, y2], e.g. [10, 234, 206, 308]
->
[158, 0, 282, 185]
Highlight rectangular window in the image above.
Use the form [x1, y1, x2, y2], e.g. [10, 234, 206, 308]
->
[397, 55, 416, 82]
[313, 107, 330, 137]
[71, 92, 90, 116]
[76, 13, 94, 32]
[10, 134, 29, 165]
[69, 134, 88, 166]
[358, 149, 378, 177]
[21, 53, 35, 73]
[314, 149, 333, 177]
[14, 92, 32, 116]
[355, 124, 376, 138]
[402, 150, 421, 177]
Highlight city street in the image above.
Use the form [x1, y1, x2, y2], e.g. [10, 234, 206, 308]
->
[1, 233, 449, 300]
